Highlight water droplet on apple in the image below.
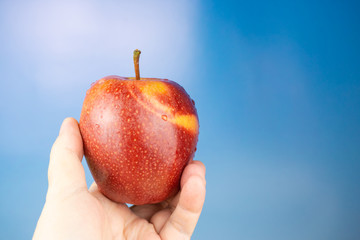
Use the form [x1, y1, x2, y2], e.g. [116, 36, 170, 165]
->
[194, 147, 197, 152]
[161, 115, 168, 121]
[191, 99, 195, 105]
[95, 124, 100, 129]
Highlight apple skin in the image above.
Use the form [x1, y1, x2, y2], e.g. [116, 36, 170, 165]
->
[79, 75, 199, 205]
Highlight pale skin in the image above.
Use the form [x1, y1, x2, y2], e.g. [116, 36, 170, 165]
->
[33, 118, 206, 240]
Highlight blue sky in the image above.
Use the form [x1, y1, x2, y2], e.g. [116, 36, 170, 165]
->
[1, 0, 360, 239]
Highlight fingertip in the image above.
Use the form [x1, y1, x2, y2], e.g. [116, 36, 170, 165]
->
[59, 117, 80, 136]
[53, 117, 83, 160]
[191, 160, 206, 173]
[89, 182, 98, 192]
[181, 160, 206, 188]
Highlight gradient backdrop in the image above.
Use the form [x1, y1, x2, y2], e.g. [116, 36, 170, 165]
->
[1, 0, 359, 239]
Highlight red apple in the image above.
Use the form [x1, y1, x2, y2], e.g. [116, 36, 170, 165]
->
[79, 50, 199, 205]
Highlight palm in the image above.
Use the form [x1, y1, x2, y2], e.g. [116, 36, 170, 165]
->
[77, 185, 183, 240]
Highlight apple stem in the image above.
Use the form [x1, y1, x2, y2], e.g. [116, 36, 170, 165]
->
[133, 49, 141, 80]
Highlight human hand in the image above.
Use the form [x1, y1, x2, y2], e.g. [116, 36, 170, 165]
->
[33, 118, 206, 240]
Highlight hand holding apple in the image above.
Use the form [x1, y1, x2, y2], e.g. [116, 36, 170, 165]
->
[34, 118, 206, 239]
[79, 50, 199, 205]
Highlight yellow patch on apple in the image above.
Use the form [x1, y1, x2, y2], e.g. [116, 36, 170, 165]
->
[139, 81, 169, 96]
[171, 114, 199, 134]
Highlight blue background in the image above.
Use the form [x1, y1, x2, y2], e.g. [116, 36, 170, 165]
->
[1, 0, 359, 239]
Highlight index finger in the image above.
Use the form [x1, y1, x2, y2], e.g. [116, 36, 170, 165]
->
[160, 161, 206, 239]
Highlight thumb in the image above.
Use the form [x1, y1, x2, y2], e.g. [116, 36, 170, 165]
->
[47, 117, 87, 196]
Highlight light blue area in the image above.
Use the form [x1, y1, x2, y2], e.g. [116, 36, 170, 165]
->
[1, 0, 360, 239]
